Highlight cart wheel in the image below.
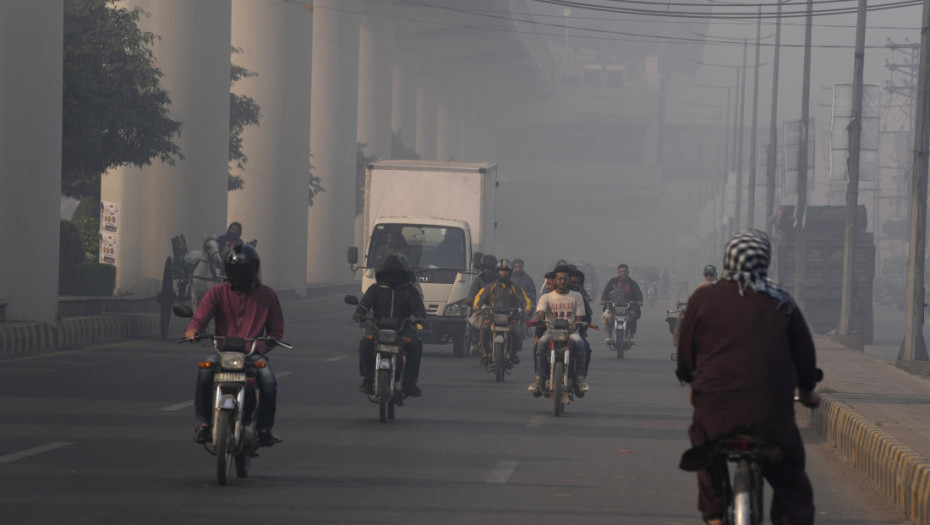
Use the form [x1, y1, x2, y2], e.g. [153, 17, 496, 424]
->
[159, 257, 175, 339]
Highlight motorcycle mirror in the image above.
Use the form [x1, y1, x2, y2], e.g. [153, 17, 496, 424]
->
[472, 252, 484, 270]
[344, 295, 359, 306]
[347, 246, 359, 265]
[172, 304, 194, 318]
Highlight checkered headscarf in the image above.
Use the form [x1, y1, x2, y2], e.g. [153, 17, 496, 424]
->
[720, 229, 793, 312]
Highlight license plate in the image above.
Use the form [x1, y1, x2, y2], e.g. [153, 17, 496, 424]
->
[214, 372, 246, 383]
[378, 344, 401, 354]
[492, 326, 510, 332]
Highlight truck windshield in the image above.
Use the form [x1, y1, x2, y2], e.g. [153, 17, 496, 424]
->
[368, 225, 466, 271]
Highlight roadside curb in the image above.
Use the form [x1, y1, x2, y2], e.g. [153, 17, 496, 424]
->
[813, 394, 930, 525]
[0, 313, 187, 355]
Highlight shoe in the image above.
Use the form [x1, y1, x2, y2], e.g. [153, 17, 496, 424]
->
[257, 430, 282, 447]
[403, 383, 423, 397]
[479, 354, 489, 366]
[469, 344, 479, 356]
[605, 337, 612, 344]
[510, 353, 520, 365]
[528, 376, 543, 395]
[194, 425, 211, 444]
[359, 379, 373, 395]
[629, 335, 636, 343]
[576, 375, 589, 392]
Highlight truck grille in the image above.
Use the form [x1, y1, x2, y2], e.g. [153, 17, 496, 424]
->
[427, 304, 440, 315]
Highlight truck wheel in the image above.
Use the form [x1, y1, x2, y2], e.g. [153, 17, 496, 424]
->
[452, 334, 466, 358]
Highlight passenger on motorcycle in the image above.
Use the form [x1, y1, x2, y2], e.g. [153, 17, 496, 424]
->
[511, 258, 537, 306]
[600, 264, 644, 343]
[354, 254, 427, 398]
[473, 259, 534, 366]
[676, 230, 821, 525]
[186, 244, 284, 447]
[529, 266, 589, 394]
[466, 254, 498, 354]
[568, 268, 594, 379]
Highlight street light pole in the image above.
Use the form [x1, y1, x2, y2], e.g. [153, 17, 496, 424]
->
[766, 0, 784, 236]
[794, 0, 813, 305]
[736, 39, 748, 232]
[747, 5, 763, 229]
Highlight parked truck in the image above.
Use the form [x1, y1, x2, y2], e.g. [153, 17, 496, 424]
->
[348, 160, 497, 357]
[772, 204, 875, 344]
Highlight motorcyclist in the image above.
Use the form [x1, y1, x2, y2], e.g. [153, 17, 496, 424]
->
[186, 244, 284, 447]
[529, 265, 588, 395]
[466, 254, 498, 355]
[696, 264, 717, 290]
[354, 254, 427, 397]
[600, 264, 644, 343]
[568, 267, 594, 385]
[473, 259, 533, 367]
[511, 258, 537, 306]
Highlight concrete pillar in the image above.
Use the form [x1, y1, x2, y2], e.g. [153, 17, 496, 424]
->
[358, 0, 394, 161]
[392, 34, 418, 151]
[0, 1, 63, 322]
[307, 0, 360, 284]
[229, 0, 312, 296]
[104, 0, 231, 295]
[437, 94, 462, 162]
[416, 73, 438, 160]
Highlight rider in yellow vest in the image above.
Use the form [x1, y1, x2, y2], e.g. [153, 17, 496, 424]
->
[473, 259, 533, 366]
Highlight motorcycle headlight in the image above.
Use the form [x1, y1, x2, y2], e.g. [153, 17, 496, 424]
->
[551, 330, 569, 342]
[220, 352, 246, 370]
[378, 330, 398, 344]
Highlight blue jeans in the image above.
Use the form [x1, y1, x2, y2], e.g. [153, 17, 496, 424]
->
[195, 353, 277, 431]
[534, 332, 587, 379]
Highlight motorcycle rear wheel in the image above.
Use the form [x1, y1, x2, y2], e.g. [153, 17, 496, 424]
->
[377, 369, 391, 423]
[552, 362, 564, 417]
[215, 410, 234, 485]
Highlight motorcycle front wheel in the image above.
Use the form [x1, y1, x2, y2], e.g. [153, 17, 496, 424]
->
[235, 429, 253, 478]
[377, 369, 391, 423]
[616, 325, 626, 359]
[552, 362, 564, 417]
[214, 410, 234, 485]
[493, 342, 505, 382]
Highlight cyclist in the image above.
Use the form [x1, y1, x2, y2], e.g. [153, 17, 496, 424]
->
[676, 230, 821, 525]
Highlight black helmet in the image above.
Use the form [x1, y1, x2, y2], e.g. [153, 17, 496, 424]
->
[703, 264, 717, 277]
[225, 244, 260, 289]
[481, 254, 498, 269]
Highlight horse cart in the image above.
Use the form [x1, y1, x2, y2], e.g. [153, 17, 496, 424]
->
[157, 235, 225, 338]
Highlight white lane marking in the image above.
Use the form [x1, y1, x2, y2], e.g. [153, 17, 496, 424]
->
[0, 442, 74, 464]
[485, 460, 519, 484]
[526, 414, 546, 428]
[277, 371, 292, 378]
[325, 356, 347, 362]
[159, 400, 193, 411]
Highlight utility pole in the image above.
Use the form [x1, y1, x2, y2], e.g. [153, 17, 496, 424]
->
[736, 39, 748, 232]
[794, 0, 813, 305]
[899, 0, 930, 361]
[836, 0, 868, 347]
[748, 5, 762, 229]
[766, 0, 784, 236]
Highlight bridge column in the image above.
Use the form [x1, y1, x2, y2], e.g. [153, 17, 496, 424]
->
[103, 0, 231, 295]
[229, 0, 312, 296]
[307, 0, 360, 285]
[416, 73, 438, 160]
[392, 31, 418, 151]
[0, 1, 63, 322]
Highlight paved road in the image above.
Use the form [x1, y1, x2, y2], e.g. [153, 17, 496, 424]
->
[0, 293, 912, 524]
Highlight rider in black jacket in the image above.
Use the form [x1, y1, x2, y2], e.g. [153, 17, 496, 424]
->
[354, 255, 427, 397]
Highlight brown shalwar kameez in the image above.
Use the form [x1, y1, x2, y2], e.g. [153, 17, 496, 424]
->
[676, 280, 819, 525]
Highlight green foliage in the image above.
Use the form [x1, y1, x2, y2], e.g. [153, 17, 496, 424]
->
[308, 153, 324, 206]
[356, 143, 378, 216]
[72, 196, 101, 256]
[228, 47, 260, 191]
[391, 131, 420, 160]
[62, 0, 182, 200]
[59, 220, 85, 266]
[59, 261, 116, 296]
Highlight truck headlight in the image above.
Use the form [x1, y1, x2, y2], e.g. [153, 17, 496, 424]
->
[445, 303, 470, 317]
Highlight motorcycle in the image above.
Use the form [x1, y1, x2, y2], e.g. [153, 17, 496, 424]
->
[603, 289, 635, 359]
[176, 312, 292, 486]
[478, 306, 523, 382]
[345, 295, 417, 423]
[527, 318, 584, 416]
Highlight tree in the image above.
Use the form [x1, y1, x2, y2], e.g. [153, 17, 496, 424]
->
[308, 154, 324, 206]
[228, 48, 260, 191]
[62, 0, 182, 200]
[391, 131, 420, 160]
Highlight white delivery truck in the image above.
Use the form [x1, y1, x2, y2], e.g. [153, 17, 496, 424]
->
[348, 160, 497, 357]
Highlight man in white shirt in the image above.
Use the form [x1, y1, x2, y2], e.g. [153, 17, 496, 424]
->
[529, 266, 588, 394]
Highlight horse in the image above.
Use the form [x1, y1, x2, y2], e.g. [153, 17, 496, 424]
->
[175, 236, 225, 309]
